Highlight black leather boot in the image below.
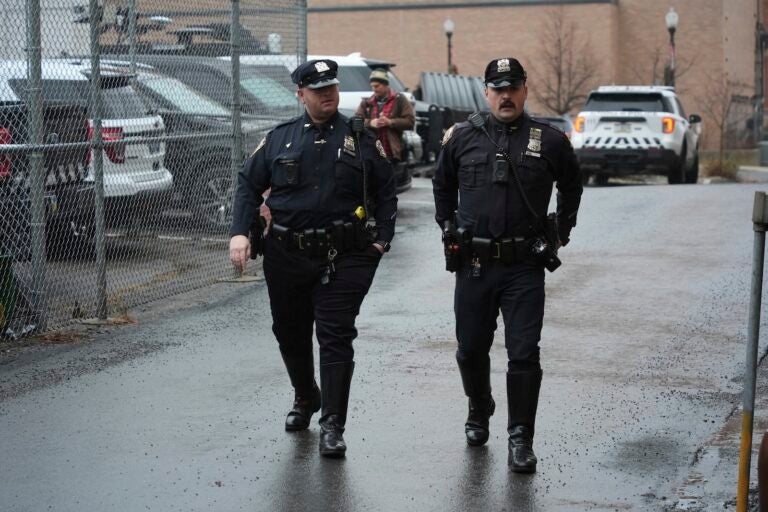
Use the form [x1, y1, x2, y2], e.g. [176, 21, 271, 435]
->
[457, 352, 495, 446]
[281, 353, 321, 431]
[507, 369, 542, 473]
[318, 361, 354, 458]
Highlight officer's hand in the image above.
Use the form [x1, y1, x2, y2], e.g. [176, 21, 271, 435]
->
[229, 235, 251, 273]
[259, 203, 272, 226]
[372, 242, 385, 254]
[370, 118, 382, 129]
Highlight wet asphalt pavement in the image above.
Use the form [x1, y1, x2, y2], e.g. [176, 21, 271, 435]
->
[1, 177, 767, 511]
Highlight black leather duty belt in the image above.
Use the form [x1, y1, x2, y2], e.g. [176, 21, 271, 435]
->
[469, 237, 531, 265]
[271, 221, 369, 256]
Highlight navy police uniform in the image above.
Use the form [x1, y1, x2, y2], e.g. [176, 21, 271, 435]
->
[432, 57, 582, 472]
[230, 59, 397, 458]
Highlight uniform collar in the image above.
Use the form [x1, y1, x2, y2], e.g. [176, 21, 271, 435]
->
[302, 111, 340, 134]
[488, 111, 528, 133]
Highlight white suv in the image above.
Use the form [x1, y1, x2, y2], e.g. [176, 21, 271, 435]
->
[571, 85, 702, 185]
[0, 59, 172, 223]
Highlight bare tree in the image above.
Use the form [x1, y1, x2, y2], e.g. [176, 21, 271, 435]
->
[532, 7, 599, 115]
[628, 47, 697, 88]
[697, 79, 750, 169]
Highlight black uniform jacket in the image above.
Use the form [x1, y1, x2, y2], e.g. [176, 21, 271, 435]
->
[433, 112, 582, 244]
[230, 111, 397, 243]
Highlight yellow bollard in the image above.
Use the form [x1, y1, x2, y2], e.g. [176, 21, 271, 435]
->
[759, 430, 768, 512]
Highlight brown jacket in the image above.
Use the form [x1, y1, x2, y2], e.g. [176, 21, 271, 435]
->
[355, 92, 415, 161]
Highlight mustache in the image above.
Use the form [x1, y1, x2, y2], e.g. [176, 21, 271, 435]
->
[500, 101, 516, 108]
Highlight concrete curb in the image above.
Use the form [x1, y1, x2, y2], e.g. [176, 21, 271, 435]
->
[738, 166, 768, 184]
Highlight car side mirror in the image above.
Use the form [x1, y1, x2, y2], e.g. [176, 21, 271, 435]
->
[689, 114, 702, 123]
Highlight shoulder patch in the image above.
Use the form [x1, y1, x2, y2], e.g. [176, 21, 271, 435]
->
[442, 124, 457, 146]
[375, 139, 387, 158]
[250, 137, 266, 157]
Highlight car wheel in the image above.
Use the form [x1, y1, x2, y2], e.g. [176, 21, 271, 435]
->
[668, 144, 686, 184]
[685, 153, 699, 184]
[194, 166, 234, 231]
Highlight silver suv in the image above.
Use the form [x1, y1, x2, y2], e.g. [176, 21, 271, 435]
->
[571, 85, 702, 185]
[1, 59, 171, 223]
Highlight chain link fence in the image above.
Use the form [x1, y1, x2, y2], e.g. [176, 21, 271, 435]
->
[0, 0, 306, 338]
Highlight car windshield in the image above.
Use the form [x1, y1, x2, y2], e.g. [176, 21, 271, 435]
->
[141, 77, 230, 116]
[584, 93, 671, 113]
[240, 76, 299, 110]
[336, 66, 373, 92]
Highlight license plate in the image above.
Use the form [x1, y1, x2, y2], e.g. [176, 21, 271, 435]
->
[45, 193, 59, 216]
[615, 123, 632, 133]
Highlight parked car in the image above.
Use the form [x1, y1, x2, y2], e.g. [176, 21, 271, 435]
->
[531, 114, 574, 139]
[0, 101, 94, 260]
[1, 59, 172, 225]
[571, 85, 702, 185]
[100, 56, 285, 229]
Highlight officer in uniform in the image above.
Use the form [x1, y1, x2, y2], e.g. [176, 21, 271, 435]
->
[432, 58, 582, 473]
[229, 59, 396, 458]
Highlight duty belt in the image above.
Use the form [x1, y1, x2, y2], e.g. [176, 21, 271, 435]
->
[468, 236, 532, 265]
[271, 221, 369, 256]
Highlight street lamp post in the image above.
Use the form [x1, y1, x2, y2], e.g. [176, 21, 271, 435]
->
[665, 7, 679, 87]
[444, 18, 455, 74]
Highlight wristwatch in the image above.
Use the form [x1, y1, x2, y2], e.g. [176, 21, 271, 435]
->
[374, 240, 391, 253]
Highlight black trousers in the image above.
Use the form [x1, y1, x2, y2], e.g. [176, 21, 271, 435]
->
[454, 262, 545, 371]
[263, 236, 382, 365]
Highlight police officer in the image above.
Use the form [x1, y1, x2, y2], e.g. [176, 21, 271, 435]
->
[432, 58, 582, 473]
[229, 59, 397, 458]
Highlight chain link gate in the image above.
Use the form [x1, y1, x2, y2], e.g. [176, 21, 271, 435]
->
[0, 0, 306, 338]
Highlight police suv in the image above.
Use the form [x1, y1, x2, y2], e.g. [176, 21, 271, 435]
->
[571, 85, 702, 185]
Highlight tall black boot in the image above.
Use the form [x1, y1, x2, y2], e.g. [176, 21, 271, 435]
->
[507, 369, 542, 473]
[281, 352, 321, 431]
[318, 361, 355, 458]
[457, 352, 495, 446]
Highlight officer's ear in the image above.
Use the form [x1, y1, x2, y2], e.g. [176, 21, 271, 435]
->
[297, 87, 306, 104]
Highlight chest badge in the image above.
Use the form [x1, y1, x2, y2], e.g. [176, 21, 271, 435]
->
[527, 127, 542, 154]
[343, 135, 356, 156]
[375, 140, 387, 158]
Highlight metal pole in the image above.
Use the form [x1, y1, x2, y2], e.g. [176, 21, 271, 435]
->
[755, 0, 764, 145]
[25, 0, 46, 330]
[89, 0, 108, 319]
[230, 0, 243, 243]
[128, 0, 137, 75]
[297, 0, 307, 64]
[447, 33, 452, 74]
[737, 190, 768, 511]
[669, 29, 676, 88]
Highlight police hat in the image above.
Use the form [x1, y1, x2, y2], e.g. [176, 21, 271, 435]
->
[484, 57, 527, 88]
[291, 59, 340, 89]
[369, 69, 389, 85]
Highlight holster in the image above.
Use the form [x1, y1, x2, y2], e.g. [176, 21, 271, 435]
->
[249, 216, 267, 259]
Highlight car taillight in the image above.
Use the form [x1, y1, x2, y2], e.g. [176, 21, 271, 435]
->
[102, 127, 125, 164]
[574, 116, 585, 133]
[86, 123, 93, 166]
[87, 123, 125, 164]
[662, 117, 675, 134]
[0, 127, 11, 178]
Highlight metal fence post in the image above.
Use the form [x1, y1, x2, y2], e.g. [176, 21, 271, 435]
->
[25, 0, 46, 331]
[737, 190, 768, 511]
[230, 0, 242, 206]
[89, 0, 108, 319]
[297, 0, 307, 64]
[128, 0, 137, 75]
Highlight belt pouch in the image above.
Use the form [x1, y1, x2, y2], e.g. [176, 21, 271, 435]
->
[272, 224, 292, 249]
[316, 228, 328, 255]
[303, 229, 317, 256]
[331, 221, 346, 251]
[473, 237, 492, 264]
[342, 222, 355, 251]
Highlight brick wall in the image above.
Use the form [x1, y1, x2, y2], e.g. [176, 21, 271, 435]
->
[308, 0, 757, 149]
